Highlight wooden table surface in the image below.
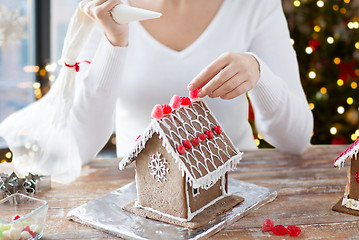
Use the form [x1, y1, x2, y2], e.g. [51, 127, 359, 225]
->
[37, 144, 359, 239]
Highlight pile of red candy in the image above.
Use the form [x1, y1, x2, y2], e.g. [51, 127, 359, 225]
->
[262, 218, 301, 237]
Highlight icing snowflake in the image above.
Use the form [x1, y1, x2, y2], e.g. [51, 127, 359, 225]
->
[148, 152, 169, 182]
[0, 6, 27, 48]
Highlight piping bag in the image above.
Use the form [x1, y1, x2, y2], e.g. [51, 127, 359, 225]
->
[0, 4, 161, 183]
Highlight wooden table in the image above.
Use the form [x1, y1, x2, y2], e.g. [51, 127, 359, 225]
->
[37, 144, 359, 239]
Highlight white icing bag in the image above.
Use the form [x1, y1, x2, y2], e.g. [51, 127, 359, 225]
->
[0, 3, 161, 183]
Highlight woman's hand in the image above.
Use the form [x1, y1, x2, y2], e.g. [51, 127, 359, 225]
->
[188, 52, 260, 100]
[79, 0, 129, 47]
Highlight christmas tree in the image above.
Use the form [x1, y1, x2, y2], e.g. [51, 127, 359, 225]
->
[288, 0, 359, 145]
[252, 0, 359, 148]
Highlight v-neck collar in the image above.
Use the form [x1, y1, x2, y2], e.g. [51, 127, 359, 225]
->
[132, 0, 228, 58]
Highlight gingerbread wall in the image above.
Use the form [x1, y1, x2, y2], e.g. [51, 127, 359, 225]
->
[349, 157, 359, 200]
[135, 134, 188, 219]
[187, 175, 224, 214]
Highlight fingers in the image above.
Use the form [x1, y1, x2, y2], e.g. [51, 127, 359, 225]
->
[220, 81, 253, 100]
[80, 0, 121, 21]
[200, 64, 238, 98]
[189, 52, 260, 100]
[188, 52, 230, 93]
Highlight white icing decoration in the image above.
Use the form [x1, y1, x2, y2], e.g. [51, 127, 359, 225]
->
[134, 192, 228, 221]
[119, 99, 243, 189]
[148, 152, 169, 182]
[342, 195, 359, 211]
[334, 139, 359, 169]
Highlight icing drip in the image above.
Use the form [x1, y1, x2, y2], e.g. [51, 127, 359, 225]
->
[334, 138, 359, 168]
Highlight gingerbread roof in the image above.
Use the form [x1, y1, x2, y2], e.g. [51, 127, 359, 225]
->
[119, 96, 242, 189]
[334, 138, 359, 168]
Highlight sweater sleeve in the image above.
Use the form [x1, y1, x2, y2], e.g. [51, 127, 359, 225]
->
[247, 0, 313, 154]
[70, 27, 128, 163]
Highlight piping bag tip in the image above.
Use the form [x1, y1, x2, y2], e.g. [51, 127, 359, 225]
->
[111, 4, 162, 24]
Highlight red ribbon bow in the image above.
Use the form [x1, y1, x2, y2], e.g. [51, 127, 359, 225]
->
[64, 60, 91, 72]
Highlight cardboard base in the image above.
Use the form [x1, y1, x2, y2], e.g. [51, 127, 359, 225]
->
[123, 194, 244, 229]
[332, 197, 359, 216]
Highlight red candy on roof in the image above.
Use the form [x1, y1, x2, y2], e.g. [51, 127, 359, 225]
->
[192, 137, 200, 146]
[169, 95, 181, 109]
[162, 104, 172, 114]
[206, 130, 214, 139]
[189, 88, 201, 99]
[180, 97, 191, 106]
[151, 104, 164, 119]
[177, 145, 185, 155]
[199, 133, 207, 141]
[214, 126, 222, 135]
[183, 140, 193, 149]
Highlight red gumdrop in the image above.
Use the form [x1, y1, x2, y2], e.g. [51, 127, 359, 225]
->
[286, 226, 301, 237]
[183, 140, 192, 149]
[169, 95, 181, 109]
[177, 145, 186, 155]
[355, 172, 359, 183]
[192, 137, 200, 146]
[151, 104, 164, 119]
[12, 215, 20, 221]
[262, 218, 274, 232]
[213, 125, 222, 135]
[180, 97, 191, 106]
[272, 225, 287, 236]
[22, 225, 31, 232]
[199, 133, 207, 141]
[206, 130, 214, 139]
[22, 225, 36, 236]
[162, 104, 172, 114]
[189, 88, 201, 99]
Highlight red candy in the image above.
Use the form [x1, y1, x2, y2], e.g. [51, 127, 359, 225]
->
[183, 140, 192, 149]
[162, 104, 172, 114]
[189, 88, 201, 99]
[272, 225, 287, 236]
[213, 125, 222, 135]
[169, 95, 181, 109]
[151, 104, 164, 119]
[177, 145, 186, 155]
[192, 137, 200, 146]
[206, 130, 214, 139]
[12, 215, 20, 221]
[286, 226, 301, 236]
[262, 218, 274, 232]
[136, 135, 141, 141]
[355, 172, 359, 183]
[180, 97, 191, 106]
[199, 133, 207, 141]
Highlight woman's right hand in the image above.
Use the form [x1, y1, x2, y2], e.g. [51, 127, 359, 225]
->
[80, 0, 129, 47]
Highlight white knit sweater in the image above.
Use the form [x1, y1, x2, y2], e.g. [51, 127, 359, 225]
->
[72, 0, 313, 162]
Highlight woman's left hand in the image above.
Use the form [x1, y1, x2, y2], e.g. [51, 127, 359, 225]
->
[188, 52, 260, 100]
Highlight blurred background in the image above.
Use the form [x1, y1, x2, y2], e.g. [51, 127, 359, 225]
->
[0, 0, 358, 162]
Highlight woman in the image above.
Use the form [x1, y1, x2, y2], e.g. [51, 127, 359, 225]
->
[72, 0, 313, 163]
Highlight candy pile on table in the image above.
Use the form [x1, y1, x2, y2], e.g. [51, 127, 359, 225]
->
[0, 215, 43, 240]
[262, 218, 301, 236]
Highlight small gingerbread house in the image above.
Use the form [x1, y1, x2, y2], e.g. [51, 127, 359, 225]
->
[119, 94, 243, 228]
[333, 138, 359, 215]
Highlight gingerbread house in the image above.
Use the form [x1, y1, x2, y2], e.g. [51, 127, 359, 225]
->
[119, 93, 243, 228]
[332, 138, 359, 215]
